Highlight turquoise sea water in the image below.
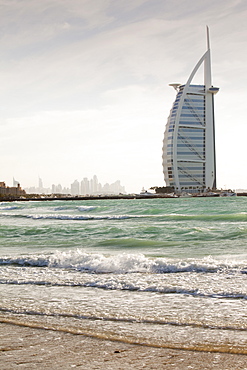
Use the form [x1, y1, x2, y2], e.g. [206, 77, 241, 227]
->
[0, 197, 246, 353]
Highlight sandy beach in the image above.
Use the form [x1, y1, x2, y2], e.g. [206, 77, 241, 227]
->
[0, 323, 247, 369]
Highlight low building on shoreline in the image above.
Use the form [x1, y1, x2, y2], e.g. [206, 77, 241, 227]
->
[0, 181, 26, 198]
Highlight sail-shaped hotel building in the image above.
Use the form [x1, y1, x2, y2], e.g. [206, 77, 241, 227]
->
[162, 28, 219, 193]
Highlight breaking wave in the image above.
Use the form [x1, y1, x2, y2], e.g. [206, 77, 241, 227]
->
[0, 213, 131, 221]
[0, 211, 247, 222]
[0, 206, 21, 211]
[53, 205, 98, 212]
[0, 251, 246, 275]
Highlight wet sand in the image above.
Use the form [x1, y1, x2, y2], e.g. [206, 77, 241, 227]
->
[1, 323, 247, 369]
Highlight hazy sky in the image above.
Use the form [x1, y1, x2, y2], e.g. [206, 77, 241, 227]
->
[1, 0, 247, 192]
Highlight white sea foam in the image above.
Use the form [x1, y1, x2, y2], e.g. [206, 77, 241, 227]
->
[1, 250, 244, 275]
[53, 205, 97, 212]
[77, 206, 98, 212]
[1, 263, 246, 300]
[0, 255, 48, 267]
[49, 250, 152, 272]
[0, 213, 132, 220]
[25, 214, 131, 220]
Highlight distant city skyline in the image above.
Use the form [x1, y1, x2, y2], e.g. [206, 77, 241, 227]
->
[24, 175, 126, 195]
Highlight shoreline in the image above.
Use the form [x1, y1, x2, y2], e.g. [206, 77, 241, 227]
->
[1, 323, 247, 369]
[1, 193, 247, 202]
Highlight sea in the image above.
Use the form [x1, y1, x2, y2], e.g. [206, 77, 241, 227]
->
[0, 197, 246, 354]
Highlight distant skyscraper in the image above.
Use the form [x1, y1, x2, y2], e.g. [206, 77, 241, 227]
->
[81, 178, 90, 195]
[162, 27, 219, 193]
[71, 180, 80, 195]
[92, 175, 99, 194]
[13, 177, 19, 187]
[38, 177, 44, 193]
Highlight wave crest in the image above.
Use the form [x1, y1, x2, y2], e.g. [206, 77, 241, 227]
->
[1, 251, 246, 275]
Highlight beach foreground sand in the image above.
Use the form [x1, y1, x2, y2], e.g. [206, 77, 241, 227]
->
[0, 323, 247, 369]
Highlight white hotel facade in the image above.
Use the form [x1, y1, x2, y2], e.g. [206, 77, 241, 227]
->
[162, 28, 219, 193]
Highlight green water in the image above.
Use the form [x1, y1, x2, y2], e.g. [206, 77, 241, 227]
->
[0, 197, 246, 353]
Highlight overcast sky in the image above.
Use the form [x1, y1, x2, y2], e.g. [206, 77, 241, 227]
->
[0, 0, 246, 192]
